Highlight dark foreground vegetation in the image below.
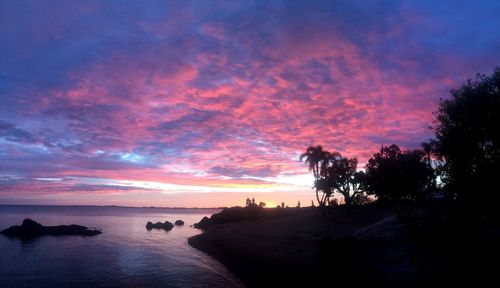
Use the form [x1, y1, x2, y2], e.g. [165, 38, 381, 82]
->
[1, 219, 101, 239]
[190, 68, 500, 286]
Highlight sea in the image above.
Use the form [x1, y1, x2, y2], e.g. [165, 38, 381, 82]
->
[0, 205, 243, 288]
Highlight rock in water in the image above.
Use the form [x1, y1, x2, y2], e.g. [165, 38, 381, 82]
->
[0, 219, 102, 239]
[175, 220, 184, 226]
[146, 221, 174, 231]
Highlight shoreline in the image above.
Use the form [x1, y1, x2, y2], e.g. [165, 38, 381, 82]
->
[188, 205, 396, 287]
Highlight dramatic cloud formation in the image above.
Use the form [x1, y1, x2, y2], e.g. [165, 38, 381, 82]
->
[1, 1, 500, 206]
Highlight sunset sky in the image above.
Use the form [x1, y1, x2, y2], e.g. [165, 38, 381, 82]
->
[1, 1, 500, 207]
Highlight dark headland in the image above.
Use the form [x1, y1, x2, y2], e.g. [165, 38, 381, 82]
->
[189, 205, 395, 287]
[189, 203, 500, 287]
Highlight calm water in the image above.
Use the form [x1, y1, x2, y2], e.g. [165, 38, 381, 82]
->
[0, 205, 243, 288]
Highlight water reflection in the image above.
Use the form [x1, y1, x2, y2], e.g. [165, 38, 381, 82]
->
[0, 206, 242, 288]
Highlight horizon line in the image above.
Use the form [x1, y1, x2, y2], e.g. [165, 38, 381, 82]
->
[0, 203, 227, 209]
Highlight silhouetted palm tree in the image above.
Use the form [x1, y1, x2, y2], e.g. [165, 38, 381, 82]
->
[421, 141, 432, 169]
[301, 145, 333, 208]
[320, 150, 331, 178]
[302, 146, 364, 208]
[300, 145, 325, 179]
[421, 140, 437, 193]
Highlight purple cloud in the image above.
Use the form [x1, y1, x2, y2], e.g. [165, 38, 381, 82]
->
[1, 1, 500, 205]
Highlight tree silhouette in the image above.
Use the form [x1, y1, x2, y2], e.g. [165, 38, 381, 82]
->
[421, 140, 437, 193]
[323, 156, 365, 205]
[302, 146, 366, 206]
[364, 144, 432, 202]
[300, 145, 325, 179]
[421, 141, 432, 169]
[301, 145, 331, 206]
[433, 67, 500, 208]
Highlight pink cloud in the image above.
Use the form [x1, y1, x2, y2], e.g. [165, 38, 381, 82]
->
[2, 1, 500, 206]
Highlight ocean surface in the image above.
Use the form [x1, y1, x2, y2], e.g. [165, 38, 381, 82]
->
[0, 205, 243, 288]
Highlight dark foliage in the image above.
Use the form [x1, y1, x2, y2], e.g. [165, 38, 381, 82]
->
[395, 199, 500, 286]
[322, 156, 365, 205]
[433, 68, 500, 210]
[301, 146, 367, 206]
[364, 144, 432, 202]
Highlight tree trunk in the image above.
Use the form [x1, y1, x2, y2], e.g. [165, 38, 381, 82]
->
[316, 188, 326, 217]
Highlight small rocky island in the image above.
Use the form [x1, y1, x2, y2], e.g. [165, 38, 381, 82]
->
[146, 221, 174, 231]
[174, 220, 184, 226]
[1, 219, 102, 239]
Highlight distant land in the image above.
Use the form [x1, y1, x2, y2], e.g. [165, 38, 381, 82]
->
[0, 204, 226, 210]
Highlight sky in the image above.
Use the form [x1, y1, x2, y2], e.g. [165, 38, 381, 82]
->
[1, 0, 500, 207]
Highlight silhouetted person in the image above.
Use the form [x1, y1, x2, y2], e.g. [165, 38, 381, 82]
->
[251, 198, 255, 205]
[246, 198, 251, 207]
